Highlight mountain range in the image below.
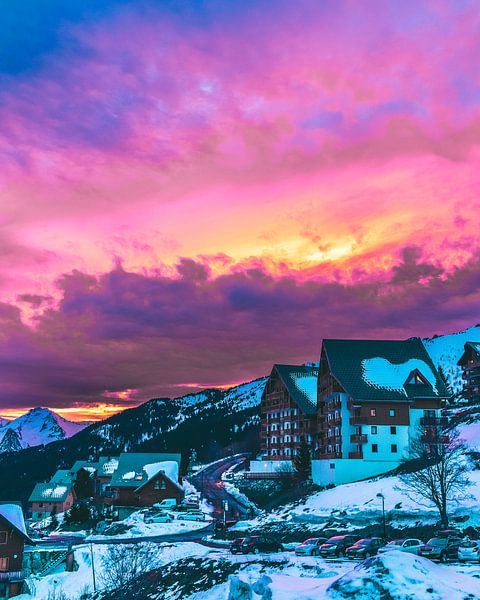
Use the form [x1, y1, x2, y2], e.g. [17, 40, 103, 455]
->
[0, 324, 478, 502]
[0, 408, 86, 454]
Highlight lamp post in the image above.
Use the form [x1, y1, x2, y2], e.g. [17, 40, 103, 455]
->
[90, 542, 97, 592]
[376, 493, 386, 539]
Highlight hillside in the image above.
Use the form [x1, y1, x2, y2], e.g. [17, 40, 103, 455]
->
[423, 323, 480, 396]
[0, 377, 267, 502]
[0, 408, 86, 454]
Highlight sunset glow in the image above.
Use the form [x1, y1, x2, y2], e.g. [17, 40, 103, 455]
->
[1, 1, 480, 420]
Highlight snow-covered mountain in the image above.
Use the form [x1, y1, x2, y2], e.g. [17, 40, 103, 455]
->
[0, 407, 86, 454]
[423, 324, 480, 396]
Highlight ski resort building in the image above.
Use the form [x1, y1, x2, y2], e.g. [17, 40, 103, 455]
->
[312, 338, 450, 485]
[28, 479, 76, 521]
[251, 364, 318, 474]
[457, 341, 480, 403]
[105, 453, 184, 517]
[0, 504, 33, 599]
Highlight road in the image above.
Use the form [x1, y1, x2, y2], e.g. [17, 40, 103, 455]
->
[191, 453, 253, 519]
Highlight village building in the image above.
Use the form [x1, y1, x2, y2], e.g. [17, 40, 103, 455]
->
[457, 341, 480, 404]
[28, 479, 76, 521]
[69, 456, 119, 500]
[313, 338, 450, 485]
[250, 364, 318, 474]
[0, 504, 33, 599]
[105, 453, 184, 518]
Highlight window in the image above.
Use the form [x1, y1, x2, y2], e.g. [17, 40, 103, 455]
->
[370, 409, 376, 417]
[335, 444, 340, 453]
[38, 502, 43, 508]
[0, 557, 8, 572]
[390, 426, 397, 435]
[391, 444, 398, 453]
[0, 532, 6, 544]
[407, 370, 426, 385]
[372, 444, 378, 453]
[330, 463, 335, 469]
[371, 426, 377, 435]
[389, 409, 396, 417]
[154, 479, 167, 490]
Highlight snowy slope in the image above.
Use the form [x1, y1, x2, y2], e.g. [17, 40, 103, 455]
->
[0, 407, 86, 454]
[423, 324, 480, 396]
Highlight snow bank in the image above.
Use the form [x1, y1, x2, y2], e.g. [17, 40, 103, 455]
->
[144, 460, 179, 483]
[327, 551, 480, 599]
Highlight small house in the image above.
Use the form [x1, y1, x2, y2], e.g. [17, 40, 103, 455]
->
[28, 480, 76, 521]
[0, 504, 33, 599]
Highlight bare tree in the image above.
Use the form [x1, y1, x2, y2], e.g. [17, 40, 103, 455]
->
[100, 542, 160, 591]
[397, 426, 471, 527]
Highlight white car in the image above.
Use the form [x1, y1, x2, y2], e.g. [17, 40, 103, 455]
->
[177, 511, 205, 522]
[144, 512, 172, 524]
[295, 538, 327, 556]
[458, 540, 480, 563]
[378, 539, 423, 555]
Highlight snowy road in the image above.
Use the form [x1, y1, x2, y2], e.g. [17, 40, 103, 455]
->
[190, 453, 252, 518]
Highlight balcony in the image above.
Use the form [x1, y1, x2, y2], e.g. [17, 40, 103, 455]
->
[350, 434, 368, 444]
[348, 451, 363, 459]
[321, 452, 342, 459]
[0, 571, 25, 582]
[420, 416, 448, 427]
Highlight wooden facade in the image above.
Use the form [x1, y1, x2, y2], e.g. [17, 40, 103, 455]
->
[457, 342, 480, 404]
[260, 366, 317, 461]
[0, 508, 32, 600]
[107, 470, 184, 508]
[29, 489, 75, 521]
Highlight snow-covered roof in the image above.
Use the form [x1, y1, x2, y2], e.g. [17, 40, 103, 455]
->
[28, 482, 73, 503]
[0, 503, 32, 543]
[321, 338, 450, 402]
[109, 453, 182, 489]
[270, 365, 318, 415]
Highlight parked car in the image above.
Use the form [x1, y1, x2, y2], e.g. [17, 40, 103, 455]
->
[319, 535, 359, 558]
[230, 538, 245, 554]
[377, 539, 423, 555]
[345, 538, 385, 559]
[295, 537, 328, 556]
[175, 502, 200, 512]
[458, 540, 480, 563]
[154, 498, 178, 509]
[144, 512, 172, 524]
[177, 510, 206, 522]
[240, 536, 283, 554]
[419, 536, 463, 562]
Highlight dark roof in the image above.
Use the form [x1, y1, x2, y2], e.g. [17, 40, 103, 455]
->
[457, 341, 480, 366]
[50, 470, 74, 484]
[273, 364, 318, 415]
[70, 461, 99, 475]
[0, 503, 33, 544]
[109, 453, 182, 489]
[322, 338, 450, 402]
[28, 481, 74, 503]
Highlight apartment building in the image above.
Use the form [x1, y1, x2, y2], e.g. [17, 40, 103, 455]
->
[457, 341, 480, 403]
[250, 364, 318, 474]
[312, 338, 450, 485]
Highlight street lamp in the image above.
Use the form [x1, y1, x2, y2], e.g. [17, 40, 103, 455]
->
[376, 493, 386, 539]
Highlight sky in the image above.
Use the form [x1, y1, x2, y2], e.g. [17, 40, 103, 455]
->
[1, 0, 480, 421]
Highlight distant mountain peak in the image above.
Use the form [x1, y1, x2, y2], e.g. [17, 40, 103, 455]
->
[0, 407, 86, 454]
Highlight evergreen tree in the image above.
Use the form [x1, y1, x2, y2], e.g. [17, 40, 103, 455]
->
[74, 468, 95, 500]
[293, 439, 312, 481]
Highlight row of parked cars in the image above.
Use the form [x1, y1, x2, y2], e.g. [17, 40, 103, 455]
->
[228, 529, 480, 563]
[294, 530, 480, 563]
[143, 497, 207, 524]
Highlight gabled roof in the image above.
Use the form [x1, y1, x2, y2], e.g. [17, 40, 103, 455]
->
[50, 470, 74, 484]
[321, 338, 450, 402]
[0, 503, 33, 544]
[457, 341, 480, 366]
[28, 481, 74, 503]
[272, 364, 318, 415]
[70, 460, 99, 475]
[109, 453, 182, 489]
[97, 456, 120, 477]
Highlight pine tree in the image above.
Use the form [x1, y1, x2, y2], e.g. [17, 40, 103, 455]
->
[293, 439, 312, 481]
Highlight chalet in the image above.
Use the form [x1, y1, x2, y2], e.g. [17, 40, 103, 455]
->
[251, 364, 318, 474]
[69, 456, 119, 500]
[0, 504, 33, 599]
[457, 341, 480, 404]
[28, 479, 76, 521]
[105, 453, 184, 515]
[313, 338, 450, 485]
